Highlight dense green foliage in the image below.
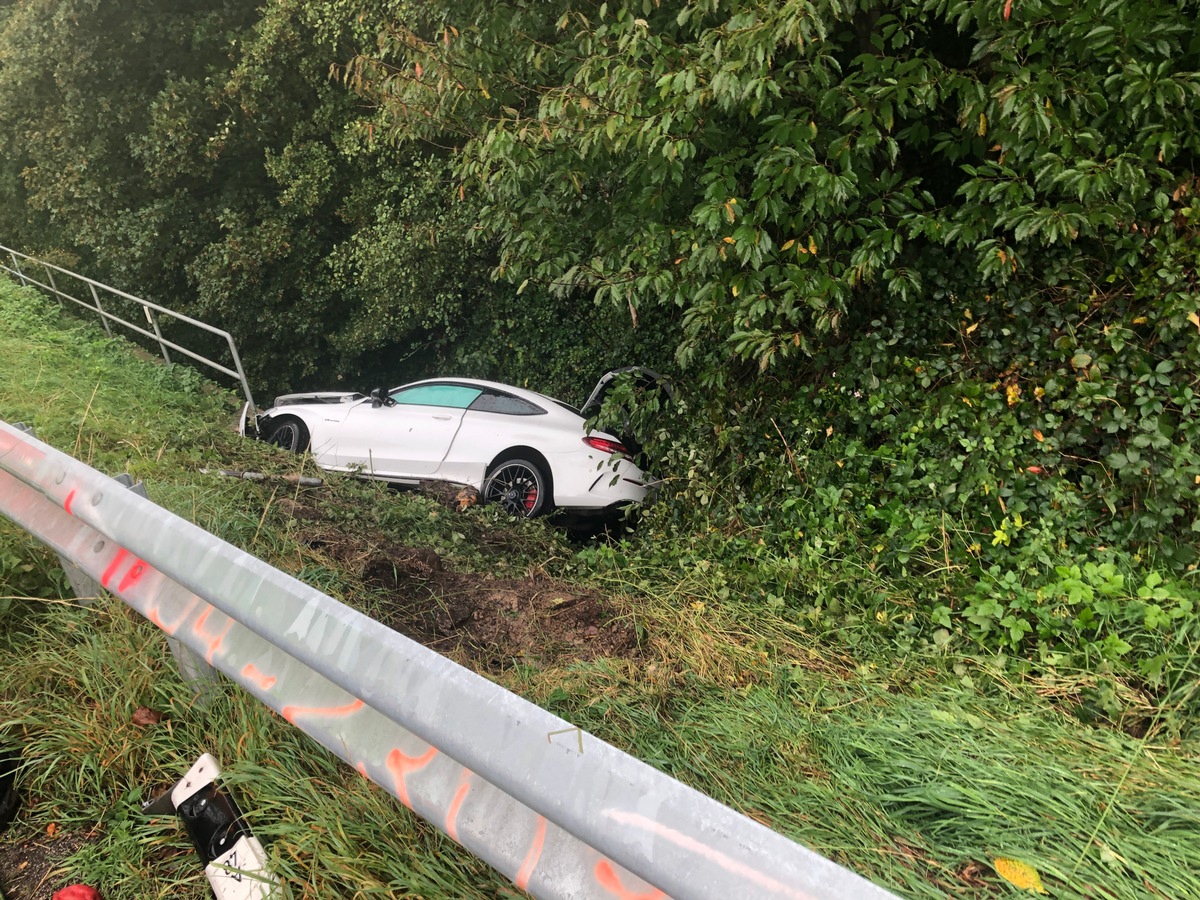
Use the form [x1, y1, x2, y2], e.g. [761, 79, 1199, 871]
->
[2, 282, 1198, 899]
[2, 0, 1199, 717]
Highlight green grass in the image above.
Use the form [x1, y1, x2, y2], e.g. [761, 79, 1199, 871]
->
[1, 278, 1198, 899]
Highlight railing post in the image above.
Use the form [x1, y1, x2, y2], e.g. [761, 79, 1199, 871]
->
[225, 334, 256, 413]
[87, 282, 114, 338]
[42, 264, 63, 307]
[9, 251, 28, 287]
[143, 304, 173, 366]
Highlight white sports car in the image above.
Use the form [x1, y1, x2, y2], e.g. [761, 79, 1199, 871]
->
[244, 371, 657, 520]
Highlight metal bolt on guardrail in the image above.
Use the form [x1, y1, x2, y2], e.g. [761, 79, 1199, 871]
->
[0, 419, 899, 900]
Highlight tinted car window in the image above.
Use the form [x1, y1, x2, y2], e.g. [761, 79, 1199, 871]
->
[390, 384, 483, 409]
[469, 390, 545, 416]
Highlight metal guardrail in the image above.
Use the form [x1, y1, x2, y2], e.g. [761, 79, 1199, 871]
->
[1, 245, 255, 412]
[0, 419, 899, 900]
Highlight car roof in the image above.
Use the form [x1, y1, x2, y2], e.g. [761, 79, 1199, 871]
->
[394, 378, 579, 415]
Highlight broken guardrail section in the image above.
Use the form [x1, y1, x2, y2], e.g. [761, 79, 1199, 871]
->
[0, 419, 898, 900]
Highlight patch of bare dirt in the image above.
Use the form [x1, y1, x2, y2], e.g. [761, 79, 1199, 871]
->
[297, 525, 640, 672]
[0, 829, 91, 900]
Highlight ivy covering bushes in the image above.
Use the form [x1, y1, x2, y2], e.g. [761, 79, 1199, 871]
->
[2, 0, 1199, 718]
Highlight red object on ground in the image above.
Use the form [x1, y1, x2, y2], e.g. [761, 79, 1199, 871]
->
[52, 886, 102, 900]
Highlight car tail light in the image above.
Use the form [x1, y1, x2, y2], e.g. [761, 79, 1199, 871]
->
[583, 435, 629, 455]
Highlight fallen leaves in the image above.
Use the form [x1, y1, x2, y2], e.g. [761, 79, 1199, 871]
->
[994, 857, 1047, 894]
[131, 707, 162, 727]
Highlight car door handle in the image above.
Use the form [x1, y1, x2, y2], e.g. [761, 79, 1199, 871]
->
[432, 415, 453, 421]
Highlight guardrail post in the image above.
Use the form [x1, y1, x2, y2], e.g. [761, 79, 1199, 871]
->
[109, 473, 218, 691]
[143, 305, 173, 366]
[166, 636, 220, 693]
[87, 283, 114, 338]
[12, 423, 102, 604]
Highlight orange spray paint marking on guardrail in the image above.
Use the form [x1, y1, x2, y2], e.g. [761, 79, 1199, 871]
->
[116, 560, 148, 593]
[147, 596, 201, 636]
[99, 547, 149, 594]
[242, 663, 277, 691]
[444, 770, 472, 842]
[386, 746, 438, 809]
[594, 859, 667, 900]
[281, 698, 364, 725]
[603, 809, 813, 900]
[100, 547, 131, 589]
[63, 488, 76, 514]
[192, 606, 234, 664]
[514, 815, 547, 891]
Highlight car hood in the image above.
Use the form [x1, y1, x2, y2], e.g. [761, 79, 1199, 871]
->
[271, 390, 366, 407]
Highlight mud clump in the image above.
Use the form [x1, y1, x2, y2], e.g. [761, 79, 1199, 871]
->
[300, 527, 639, 671]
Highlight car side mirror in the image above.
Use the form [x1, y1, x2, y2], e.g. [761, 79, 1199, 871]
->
[370, 388, 385, 409]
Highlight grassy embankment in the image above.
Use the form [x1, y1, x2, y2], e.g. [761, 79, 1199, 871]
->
[0, 278, 1197, 899]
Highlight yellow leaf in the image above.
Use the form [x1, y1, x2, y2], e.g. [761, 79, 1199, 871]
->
[978, 112, 987, 136]
[731, 284, 739, 297]
[780, 239, 795, 251]
[1033, 429, 1044, 442]
[993, 858, 1047, 894]
[1188, 311, 1200, 330]
[723, 236, 735, 244]
[808, 236, 818, 255]
[965, 321, 980, 335]
[825, 426, 834, 437]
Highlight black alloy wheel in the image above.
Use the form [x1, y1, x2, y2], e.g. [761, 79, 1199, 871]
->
[267, 417, 310, 454]
[483, 459, 549, 518]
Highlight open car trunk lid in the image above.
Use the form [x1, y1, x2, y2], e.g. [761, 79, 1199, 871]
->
[579, 367, 673, 460]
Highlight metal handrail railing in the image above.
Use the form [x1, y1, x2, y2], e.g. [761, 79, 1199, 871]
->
[1, 244, 255, 411]
[0, 419, 898, 900]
